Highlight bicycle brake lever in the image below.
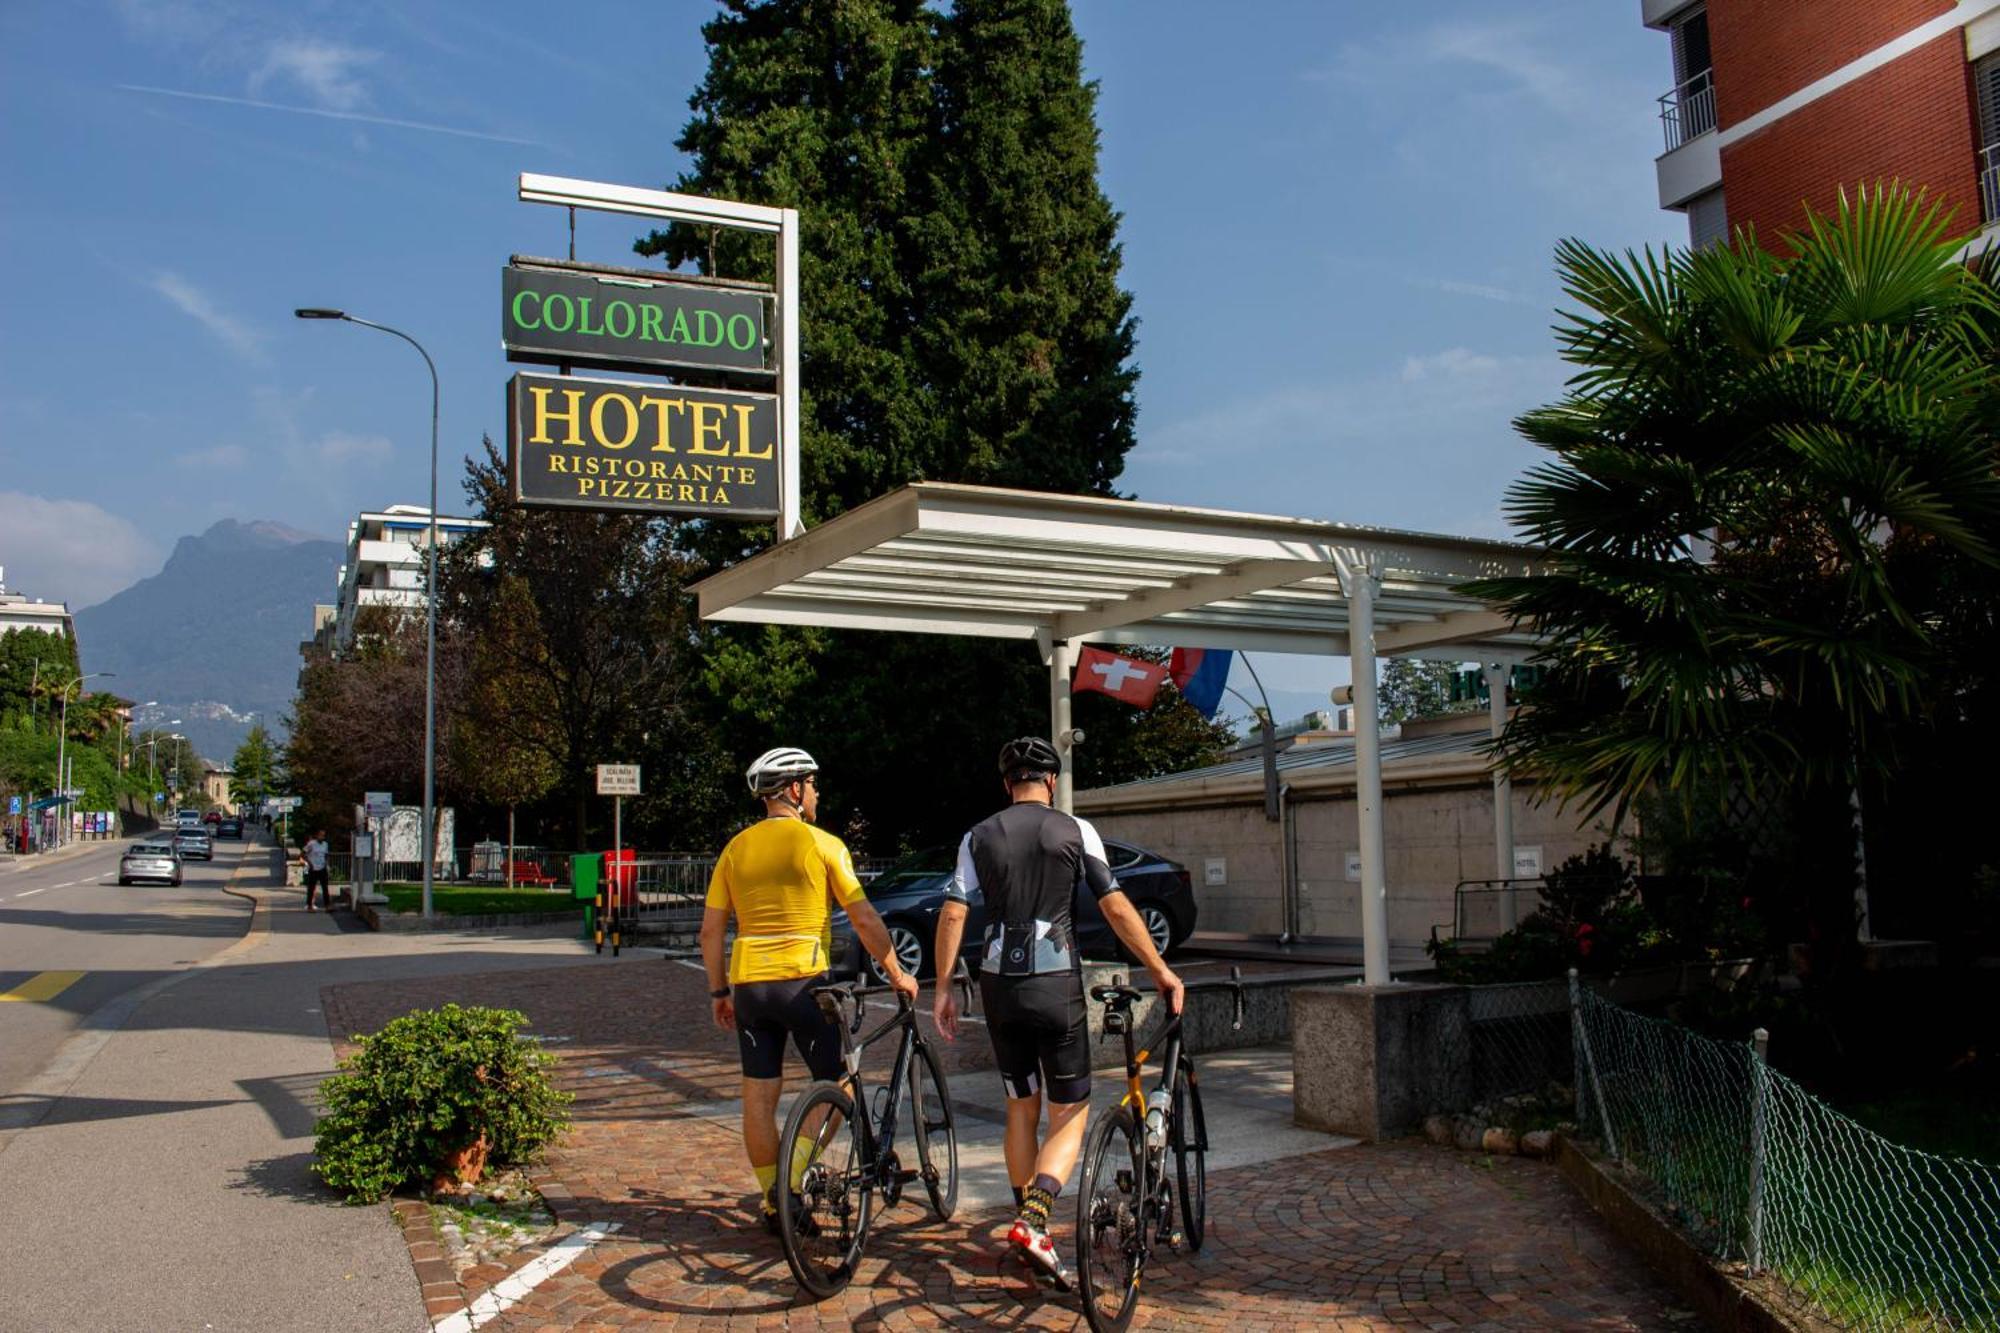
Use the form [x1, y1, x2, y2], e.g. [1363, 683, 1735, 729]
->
[851, 990, 867, 1035]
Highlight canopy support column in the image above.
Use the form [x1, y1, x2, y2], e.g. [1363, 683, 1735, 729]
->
[1047, 637, 1076, 814]
[1338, 557, 1390, 985]
[1485, 662, 1516, 931]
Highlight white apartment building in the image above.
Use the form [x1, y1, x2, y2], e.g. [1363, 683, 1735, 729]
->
[0, 566, 75, 639]
[318, 506, 488, 653]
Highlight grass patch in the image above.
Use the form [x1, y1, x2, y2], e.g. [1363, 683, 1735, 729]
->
[378, 883, 581, 917]
[1838, 1084, 2000, 1165]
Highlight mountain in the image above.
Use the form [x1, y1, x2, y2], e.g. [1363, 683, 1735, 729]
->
[74, 520, 342, 764]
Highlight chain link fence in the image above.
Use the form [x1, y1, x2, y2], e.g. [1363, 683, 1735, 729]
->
[1572, 984, 2000, 1331]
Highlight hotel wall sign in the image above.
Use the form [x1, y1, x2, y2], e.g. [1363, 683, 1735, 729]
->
[508, 371, 779, 518]
[502, 258, 771, 377]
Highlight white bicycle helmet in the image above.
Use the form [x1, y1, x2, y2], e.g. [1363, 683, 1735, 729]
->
[745, 746, 819, 797]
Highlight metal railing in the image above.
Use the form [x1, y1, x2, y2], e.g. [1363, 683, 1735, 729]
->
[1571, 980, 2000, 1330]
[1444, 877, 1549, 946]
[1659, 68, 1716, 152]
[1981, 142, 2000, 224]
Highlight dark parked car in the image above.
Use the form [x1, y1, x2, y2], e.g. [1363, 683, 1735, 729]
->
[831, 837, 1196, 982]
[173, 827, 213, 861]
[119, 840, 183, 886]
[216, 817, 243, 839]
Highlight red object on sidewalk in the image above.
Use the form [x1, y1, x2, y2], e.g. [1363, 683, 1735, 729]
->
[603, 847, 638, 909]
[1072, 645, 1167, 707]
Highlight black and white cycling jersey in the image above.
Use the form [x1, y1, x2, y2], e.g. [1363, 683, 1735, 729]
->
[945, 802, 1121, 975]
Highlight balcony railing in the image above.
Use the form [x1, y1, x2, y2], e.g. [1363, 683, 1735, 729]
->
[1659, 68, 1716, 153]
[1982, 142, 2000, 224]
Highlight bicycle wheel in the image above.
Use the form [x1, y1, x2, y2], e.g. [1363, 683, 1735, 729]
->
[777, 1083, 872, 1299]
[907, 1038, 958, 1219]
[1172, 1060, 1208, 1252]
[1076, 1105, 1144, 1333]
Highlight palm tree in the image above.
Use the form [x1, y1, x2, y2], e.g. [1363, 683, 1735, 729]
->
[1473, 184, 2000, 970]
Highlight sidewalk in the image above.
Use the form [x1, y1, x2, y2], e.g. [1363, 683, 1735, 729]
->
[0, 839, 618, 1333]
[322, 957, 1695, 1330]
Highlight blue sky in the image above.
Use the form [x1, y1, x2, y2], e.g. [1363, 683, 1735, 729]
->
[0, 1, 1679, 710]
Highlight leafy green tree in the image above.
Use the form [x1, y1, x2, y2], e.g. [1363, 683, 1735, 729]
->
[1378, 659, 1482, 724]
[1472, 186, 2000, 973]
[231, 723, 278, 809]
[0, 628, 78, 723]
[450, 574, 562, 880]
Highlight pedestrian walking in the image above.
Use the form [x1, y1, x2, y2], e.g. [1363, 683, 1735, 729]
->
[302, 829, 330, 910]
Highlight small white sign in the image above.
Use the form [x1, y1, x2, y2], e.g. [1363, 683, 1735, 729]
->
[1513, 845, 1544, 878]
[364, 791, 393, 820]
[596, 763, 642, 796]
[1344, 850, 1362, 882]
[1203, 857, 1226, 888]
[353, 832, 375, 858]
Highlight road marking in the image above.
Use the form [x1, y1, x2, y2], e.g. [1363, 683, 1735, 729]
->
[0, 971, 87, 1003]
[431, 1223, 616, 1332]
[15, 887, 48, 898]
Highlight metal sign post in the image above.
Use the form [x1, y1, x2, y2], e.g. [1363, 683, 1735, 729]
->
[595, 764, 641, 954]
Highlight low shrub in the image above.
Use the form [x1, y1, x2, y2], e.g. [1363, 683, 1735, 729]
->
[312, 1004, 572, 1204]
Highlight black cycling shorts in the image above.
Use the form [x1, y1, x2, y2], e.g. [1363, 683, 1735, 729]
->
[733, 975, 843, 1082]
[979, 971, 1091, 1104]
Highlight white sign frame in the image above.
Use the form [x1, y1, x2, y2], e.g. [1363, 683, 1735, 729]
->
[518, 173, 802, 541]
[596, 764, 642, 797]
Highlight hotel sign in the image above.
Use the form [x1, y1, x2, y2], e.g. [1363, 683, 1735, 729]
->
[501, 260, 771, 377]
[508, 372, 779, 518]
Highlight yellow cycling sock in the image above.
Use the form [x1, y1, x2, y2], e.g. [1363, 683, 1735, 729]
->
[754, 1162, 778, 1209]
[789, 1135, 815, 1191]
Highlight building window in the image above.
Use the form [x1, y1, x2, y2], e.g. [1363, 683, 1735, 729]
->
[1688, 188, 1728, 250]
[1976, 53, 2000, 223]
[1660, 6, 1715, 151]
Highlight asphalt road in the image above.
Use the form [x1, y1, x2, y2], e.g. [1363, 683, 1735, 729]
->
[0, 834, 252, 1096]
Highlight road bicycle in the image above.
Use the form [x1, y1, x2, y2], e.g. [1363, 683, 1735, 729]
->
[1075, 966, 1244, 1332]
[774, 968, 966, 1298]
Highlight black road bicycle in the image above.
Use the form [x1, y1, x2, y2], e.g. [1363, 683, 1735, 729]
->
[775, 970, 965, 1298]
[1076, 966, 1244, 1332]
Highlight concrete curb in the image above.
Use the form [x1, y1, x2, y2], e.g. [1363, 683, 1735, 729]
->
[354, 902, 582, 934]
[1551, 1134, 1833, 1332]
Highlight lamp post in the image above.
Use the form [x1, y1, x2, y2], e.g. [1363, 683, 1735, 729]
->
[54, 672, 113, 847]
[296, 307, 439, 921]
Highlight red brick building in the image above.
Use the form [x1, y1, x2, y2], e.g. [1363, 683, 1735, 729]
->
[1646, 0, 2000, 247]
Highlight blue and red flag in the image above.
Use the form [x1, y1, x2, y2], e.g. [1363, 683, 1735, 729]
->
[1168, 648, 1233, 720]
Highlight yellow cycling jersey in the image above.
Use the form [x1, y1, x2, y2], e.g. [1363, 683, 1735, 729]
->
[706, 816, 867, 984]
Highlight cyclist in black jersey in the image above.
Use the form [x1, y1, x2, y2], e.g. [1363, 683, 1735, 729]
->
[932, 736, 1183, 1288]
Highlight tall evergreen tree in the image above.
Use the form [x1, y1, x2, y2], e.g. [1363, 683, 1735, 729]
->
[634, 1, 1192, 850]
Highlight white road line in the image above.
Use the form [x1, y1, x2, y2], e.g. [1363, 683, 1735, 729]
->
[16, 887, 47, 898]
[430, 1223, 617, 1332]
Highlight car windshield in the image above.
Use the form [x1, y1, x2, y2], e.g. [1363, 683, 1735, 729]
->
[134, 844, 174, 855]
[177, 829, 206, 839]
[866, 845, 954, 896]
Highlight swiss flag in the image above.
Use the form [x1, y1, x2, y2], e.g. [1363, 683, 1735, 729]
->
[1073, 646, 1167, 707]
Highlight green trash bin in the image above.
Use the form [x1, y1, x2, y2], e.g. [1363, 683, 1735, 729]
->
[572, 853, 602, 940]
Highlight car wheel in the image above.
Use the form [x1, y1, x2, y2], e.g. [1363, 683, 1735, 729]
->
[871, 922, 928, 983]
[1127, 904, 1174, 961]
[118, 876, 131, 886]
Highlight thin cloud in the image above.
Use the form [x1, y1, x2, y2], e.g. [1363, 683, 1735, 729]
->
[117, 83, 543, 147]
[1425, 277, 1537, 306]
[315, 432, 393, 465]
[0, 492, 162, 609]
[250, 38, 378, 112]
[149, 271, 267, 365]
[175, 443, 249, 467]
[1401, 347, 1502, 382]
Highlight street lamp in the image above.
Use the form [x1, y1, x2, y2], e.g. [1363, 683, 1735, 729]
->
[145, 721, 183, 809]
[296, 306, 440, 921]
[54, 672, 113, 847]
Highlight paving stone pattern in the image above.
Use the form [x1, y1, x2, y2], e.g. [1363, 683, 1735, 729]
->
[322, 959, 1692, 1330]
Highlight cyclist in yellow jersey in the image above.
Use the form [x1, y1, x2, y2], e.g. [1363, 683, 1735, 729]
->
[700, 746, 917, 1232]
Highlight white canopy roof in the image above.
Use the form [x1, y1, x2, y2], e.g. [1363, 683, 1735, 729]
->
[693, 482, 1548, 660]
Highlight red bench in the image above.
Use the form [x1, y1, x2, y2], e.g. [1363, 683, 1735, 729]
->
[507, 859, 556, 887]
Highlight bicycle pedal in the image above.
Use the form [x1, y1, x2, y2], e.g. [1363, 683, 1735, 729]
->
[1166, 1227, 1185, 1251]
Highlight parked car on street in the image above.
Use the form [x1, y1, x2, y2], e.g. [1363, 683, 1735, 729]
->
[120, 840, 183, 886]
[173, 827, 213, 861]
[830, 837, 1197, 982]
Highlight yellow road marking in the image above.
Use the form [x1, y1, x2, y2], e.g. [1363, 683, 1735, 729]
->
[0, 971, 86, 1003]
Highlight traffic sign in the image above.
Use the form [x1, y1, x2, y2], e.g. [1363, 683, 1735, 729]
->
[268, 796, 302, 812]
[7, 796, 18, 815]
[364, 791, 393, 819]
[596, 764, 641, 796]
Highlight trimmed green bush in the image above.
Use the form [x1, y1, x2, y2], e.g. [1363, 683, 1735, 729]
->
[312, 1004, 572, 1204]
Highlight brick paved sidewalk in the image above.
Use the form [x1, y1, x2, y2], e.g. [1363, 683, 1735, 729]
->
[323, 957, 1693, 1330]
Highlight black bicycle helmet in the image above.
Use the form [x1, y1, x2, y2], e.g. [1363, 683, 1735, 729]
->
[998, 735, 1062, 781]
